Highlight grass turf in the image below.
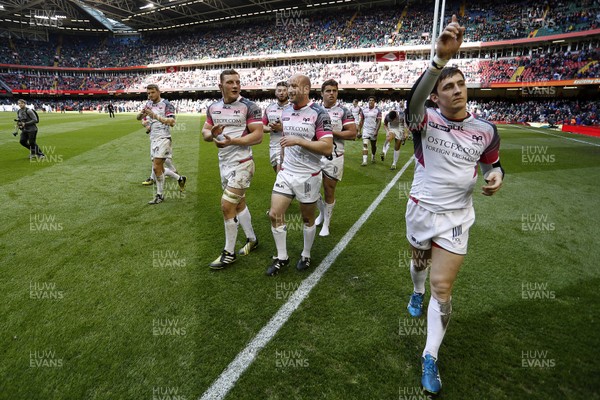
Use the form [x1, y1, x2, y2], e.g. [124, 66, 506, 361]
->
[0, 112, 598, 399]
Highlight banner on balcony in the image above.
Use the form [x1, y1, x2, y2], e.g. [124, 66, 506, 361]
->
[376, 52, 405, 62]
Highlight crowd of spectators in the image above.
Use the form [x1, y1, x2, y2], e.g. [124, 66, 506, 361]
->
[1, 96, 597, 127]
[469, 99, 599, 125]
[478, 49, 600, 83]
[0, 1, 598, 68]
[1, 49, 596, 92]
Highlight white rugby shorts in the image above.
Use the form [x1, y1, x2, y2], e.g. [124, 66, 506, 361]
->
[273, 169, 322, 203]
[405, 199, 475, 255]
[220, 158, 255, 190]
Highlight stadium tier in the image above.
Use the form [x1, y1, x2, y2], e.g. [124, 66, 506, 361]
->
[0, 0, 598, 97]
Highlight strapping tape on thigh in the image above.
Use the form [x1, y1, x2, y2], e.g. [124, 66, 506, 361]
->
[222, 188, 244, 204]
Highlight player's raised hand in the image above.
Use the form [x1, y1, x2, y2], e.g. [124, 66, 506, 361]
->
[436, 15, 465, 60]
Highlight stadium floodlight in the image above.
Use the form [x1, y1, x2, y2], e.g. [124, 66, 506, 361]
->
[140, 3, 154, 9]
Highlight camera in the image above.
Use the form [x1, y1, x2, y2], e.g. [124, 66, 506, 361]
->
[12, 118, 24, 136]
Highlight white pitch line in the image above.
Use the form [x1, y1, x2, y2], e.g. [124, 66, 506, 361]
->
[513, 125, 600, 147]
[199, 156, 415, 400]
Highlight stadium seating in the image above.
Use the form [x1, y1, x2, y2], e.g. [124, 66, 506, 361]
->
[0, 1, 598, 67]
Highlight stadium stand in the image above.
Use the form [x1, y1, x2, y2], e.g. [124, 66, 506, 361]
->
[0, 1, 598, 126]
[1, 1, 599, 66]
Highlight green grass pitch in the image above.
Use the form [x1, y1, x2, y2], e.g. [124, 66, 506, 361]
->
[0, 111, 599, 399]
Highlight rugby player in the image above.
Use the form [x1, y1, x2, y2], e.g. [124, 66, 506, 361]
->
[266, 74, 333, 275]
[262, 81, 289, 173]
[314, 79, 356, 237]
[381, 109, 408, 170]
[136, 84, 186, 204]
[358, 96, 382, 165]
[404, 15, 504, 395]
[201, 70, 264, 269]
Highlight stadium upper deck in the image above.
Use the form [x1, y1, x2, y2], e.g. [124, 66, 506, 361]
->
[0, 0, 598, 97]
[0, 0, 597, 68]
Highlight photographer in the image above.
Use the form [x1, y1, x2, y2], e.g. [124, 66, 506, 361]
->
[16, 99, 45, 159]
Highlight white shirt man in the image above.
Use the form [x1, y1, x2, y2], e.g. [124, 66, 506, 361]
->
[266, 74, 333, 276]
[262, 81, 289, 172]
[201, 70, 264, 269]
[359, 97, 382, 165]
[314, 79, 356, 237]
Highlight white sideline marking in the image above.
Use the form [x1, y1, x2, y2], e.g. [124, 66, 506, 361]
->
[199, 157, 415, 400]
[513, 125, 600, 147]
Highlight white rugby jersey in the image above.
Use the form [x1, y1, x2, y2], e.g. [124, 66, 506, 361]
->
[325, 103, 354, 156]
[144, 99, 175, 140]
[350, 105, 361, 124]
[410, 107, 500, 212]
[385, 110, 406, 132]
[281, 102, 332, 175]
[262, 101, 287, 152]
[361, 106, 382, 135]
[206, 96, 262, 165]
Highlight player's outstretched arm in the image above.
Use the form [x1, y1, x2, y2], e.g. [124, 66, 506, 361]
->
[406, 15, 465, 130]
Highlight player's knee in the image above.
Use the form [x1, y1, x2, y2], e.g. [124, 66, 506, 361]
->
[411, 257, 430, 271]
[430, 280, 454, 301]
[269, 210, 284, 226]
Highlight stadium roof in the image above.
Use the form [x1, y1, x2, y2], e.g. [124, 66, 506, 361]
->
[0, 0, 395, 36]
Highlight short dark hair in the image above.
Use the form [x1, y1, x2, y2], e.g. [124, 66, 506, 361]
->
[17, 98, 26, 104]
[146, 84, 160, 91]
[353, 99, 359, 102]
[368, 96, 376, 101]
[220, 69, 239, 83]
[321, 79, 338, 92]
[276, 81, 287, 88]
[388, 110, 398, 120]
[425, 99, 438, 109]
[432, 67, 466, 95]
